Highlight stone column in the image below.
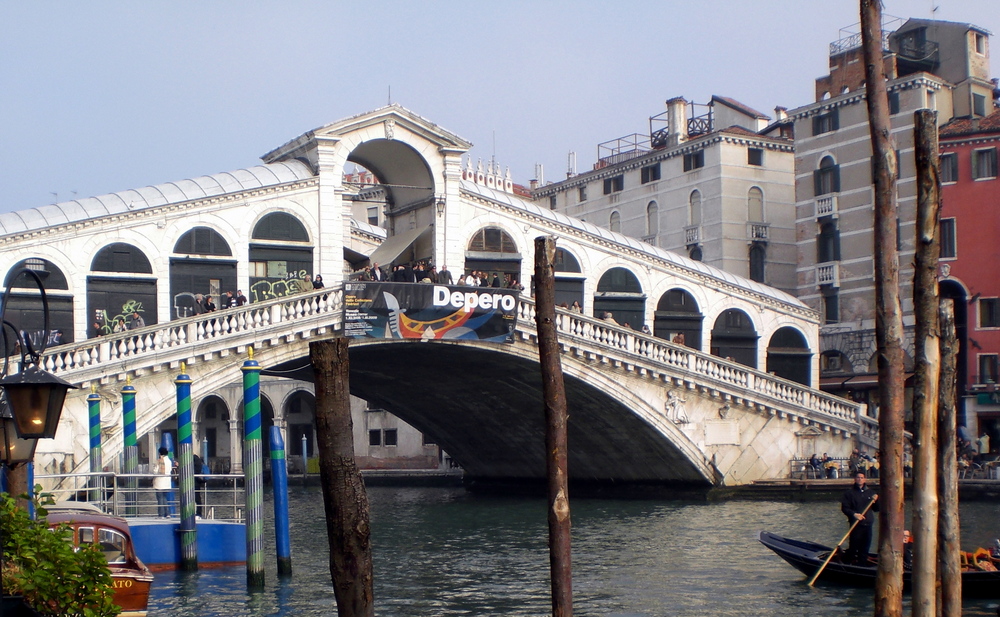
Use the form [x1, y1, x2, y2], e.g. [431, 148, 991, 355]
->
[229, 418, 243, 474]
[315, 136, 346, 285]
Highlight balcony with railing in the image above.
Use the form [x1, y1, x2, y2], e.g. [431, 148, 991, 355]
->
[685, 225, 700, 246]
[817, 263, 840, 287]
[815, 195, 838, 218]
[749, 223, 769, 242]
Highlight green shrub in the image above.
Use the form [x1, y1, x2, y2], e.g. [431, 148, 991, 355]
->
[1, 490, 120, 617]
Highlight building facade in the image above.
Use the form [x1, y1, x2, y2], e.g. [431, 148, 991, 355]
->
[790, 17, 995, 421]
[938, 109, 1000, 445]
[531, 95, 797, 297]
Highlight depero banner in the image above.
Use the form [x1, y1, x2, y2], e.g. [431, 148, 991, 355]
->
[343, 282, 519, 343]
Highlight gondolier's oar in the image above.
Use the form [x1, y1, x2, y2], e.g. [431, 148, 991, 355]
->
[808, 496, 877, 587]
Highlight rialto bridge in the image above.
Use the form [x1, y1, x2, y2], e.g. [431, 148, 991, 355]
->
[0, 105, 867, 487]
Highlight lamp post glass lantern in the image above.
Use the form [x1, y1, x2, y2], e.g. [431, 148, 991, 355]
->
[0, 402, 39, 467]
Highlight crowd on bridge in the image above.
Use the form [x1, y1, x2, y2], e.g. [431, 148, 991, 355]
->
[351, 260, 523, 291]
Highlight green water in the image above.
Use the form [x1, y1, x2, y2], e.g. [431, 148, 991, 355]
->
[147, 486, 1000, 616]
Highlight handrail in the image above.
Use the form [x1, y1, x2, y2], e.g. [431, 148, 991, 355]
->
[516, 296, 862, 433]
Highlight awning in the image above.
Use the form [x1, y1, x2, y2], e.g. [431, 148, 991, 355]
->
[366, 224, 432, 267]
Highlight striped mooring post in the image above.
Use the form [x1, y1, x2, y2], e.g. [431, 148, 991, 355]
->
[242, 347, 265, 588]
[121, 379, 138, 517]
[269, 426, 292, 575]
[88, 386, 103, 503]
[175, 364, 198, 570]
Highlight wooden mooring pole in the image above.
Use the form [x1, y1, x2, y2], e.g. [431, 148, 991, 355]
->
[534, 236, 573, 617]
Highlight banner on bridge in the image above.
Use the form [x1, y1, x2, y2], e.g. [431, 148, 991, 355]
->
[343, 282, 518, 343]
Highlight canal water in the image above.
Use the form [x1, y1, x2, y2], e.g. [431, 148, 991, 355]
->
[148, 486, 1000, 616]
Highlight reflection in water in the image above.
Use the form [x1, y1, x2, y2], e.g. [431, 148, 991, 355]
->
[148, 487, 1000, 616]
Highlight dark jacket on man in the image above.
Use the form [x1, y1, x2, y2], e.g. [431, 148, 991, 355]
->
[841, 482, 878, 526]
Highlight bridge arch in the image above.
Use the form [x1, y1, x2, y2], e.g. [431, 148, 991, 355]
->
[554, 247, 585, 309]
[3, 257, 75, 345]
[653, 287, 704, 350]
[766, 326, 812, 386]
[594, 266, 645, 329]
[170, 226, 238, 316]
[465, 225, 522, 279]
[88, 242, 158, 334]
[249, 211, 315, 302]
[282, 389, 316, 458]
[710, 307, 759, 368]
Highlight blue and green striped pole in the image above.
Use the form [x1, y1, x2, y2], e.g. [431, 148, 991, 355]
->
[175, 364, 198, 570]
[88, 386, 103, 503]
[121, 379, 138, 517]
[242, 347, 265, 588]
[269, 426, 292, 575]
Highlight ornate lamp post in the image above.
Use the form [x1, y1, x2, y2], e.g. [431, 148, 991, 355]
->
[0, 266, 77, 473]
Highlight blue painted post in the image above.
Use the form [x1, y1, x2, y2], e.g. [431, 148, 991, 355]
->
[88, 386, 103, 503]
[121, 380, 138, 516]
[242, 347, 265, 588]
[269, 426, 292, 575]
[27, 463, 35, 519]
[300, 434, 308, 486]
[160, 432, 177, 516]
[175, 365, 198, 570]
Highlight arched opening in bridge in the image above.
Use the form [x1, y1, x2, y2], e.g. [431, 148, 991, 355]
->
[237, 395, 276, 468]
[170, 227, 237, 318]
[553, 248, 584, 309]
[939, 279, 968, 414]
[248, 212, 314, 303]
[710, 308, 758, 368]
[3, 258, 74, 344]
[594, 267, 645, 330]
[766, 326, 812, 386]
[654, 289, 702, 349]
[285, 390, 316, 471]
[88, 243, 157, 335]
[196, 395, 230, 473]
[465, 227, 522, 284]
[346, 140, 436, 269]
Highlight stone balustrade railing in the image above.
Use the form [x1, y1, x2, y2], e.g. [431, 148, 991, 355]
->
[516, 297, 862, 434]
[28, 285, 860, 437]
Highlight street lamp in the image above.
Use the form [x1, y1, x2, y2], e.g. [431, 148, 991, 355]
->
[0, 401, 38, 467]
[0, 267, 77, 455]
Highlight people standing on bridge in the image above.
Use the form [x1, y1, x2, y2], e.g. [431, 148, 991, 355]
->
[154, 447, 174, 518]
[437, 265, 453, 285]
[602, 312, 618, 325]
[672, 332, 686, 346]
[129, 311, 145, 330]
[203, 295, 216, 312]
[312, 275, 324, 290]
[840, 472, 878, 565]
[570, 301, 582, 313]
[193, 294, 205, 315]
[236, 290, 248, 306]
[225, 291, 237, 308]
[490, 273, 501, 288]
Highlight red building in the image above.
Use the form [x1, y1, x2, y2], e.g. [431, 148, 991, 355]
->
[939, 108, 1000, 448]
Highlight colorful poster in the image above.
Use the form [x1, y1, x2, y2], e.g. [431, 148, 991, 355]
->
[343, 282, 518, 343]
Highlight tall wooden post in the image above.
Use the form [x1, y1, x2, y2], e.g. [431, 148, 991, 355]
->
[910, 109, 941, 617]
[311, 338, 374, 617]
[936, 300, 961, 616]
[860, 2, 905, 615]
[534, 236, 573, 617]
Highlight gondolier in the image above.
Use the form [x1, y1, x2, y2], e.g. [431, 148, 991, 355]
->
[841, 471, 878, 565]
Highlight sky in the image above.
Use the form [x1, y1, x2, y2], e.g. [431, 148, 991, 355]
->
[1, 0, 997, 215]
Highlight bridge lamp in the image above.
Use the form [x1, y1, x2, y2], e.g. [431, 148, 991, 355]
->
[436, 196, 446, 216]
[0, 400, 39, 466]
[0, 267, 78, 451]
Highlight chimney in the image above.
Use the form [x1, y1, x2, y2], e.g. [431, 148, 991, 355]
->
[529, 179, 539, 190]
[666, 97, 688, 146]
[774, 106, 787, 121]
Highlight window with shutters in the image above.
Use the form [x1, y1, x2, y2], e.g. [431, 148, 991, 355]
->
[640, 163, 661, 184]
[973, 147, 997, 180]
[603, 175, 624, 194]
[940, 218, 956, 259]
[940, 153, 958, 183]
[814, 156, 840, 195]
[812, 109, 839, 135]
[683, 151, 705, 171]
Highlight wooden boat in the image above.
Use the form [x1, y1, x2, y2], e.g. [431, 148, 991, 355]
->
[759, 531, 1000, 597]
[47, 503, 154, 616]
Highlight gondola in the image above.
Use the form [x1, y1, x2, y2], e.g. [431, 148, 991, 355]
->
[758, 531, 1000, 597]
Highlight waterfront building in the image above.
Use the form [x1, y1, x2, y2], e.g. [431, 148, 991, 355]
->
[531, 96, 798, 296]
[789, 16, 995, 422]
[938, 108, 1000, 446]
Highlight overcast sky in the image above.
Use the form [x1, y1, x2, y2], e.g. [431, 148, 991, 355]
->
[2, 0, 997, 215]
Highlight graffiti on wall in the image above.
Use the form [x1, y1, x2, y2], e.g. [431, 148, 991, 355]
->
[95, 300, 145, 334]
[249, 269, 311, 303]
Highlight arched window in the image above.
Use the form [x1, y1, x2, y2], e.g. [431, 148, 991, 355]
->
[91, 243, 153, 273]
[3, 259, 74, 343]
[170, 227, 236, 318]
[553, 248, 581, 273]
[173, 227, 232, 256]
[689, 246, 703, 262]
[594, 267, 645, 330]
[815, 156, 840, 196]
[609, 211, 621, 233]
[654, 288, 702, 349]
[252, 212, 309, 242]
[767, 327, 812, 386]
[89, 243, 157, 332]
[710, 308, 758, 368]
[646, 201, 659, 236]
[468, 227, 518, 253]
[689, 190, 702, 226]
[748, 187, 764, 222]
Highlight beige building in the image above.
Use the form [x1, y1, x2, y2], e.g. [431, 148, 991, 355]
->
[791, 17, 994, 410]
[531, 95, 798, 297]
